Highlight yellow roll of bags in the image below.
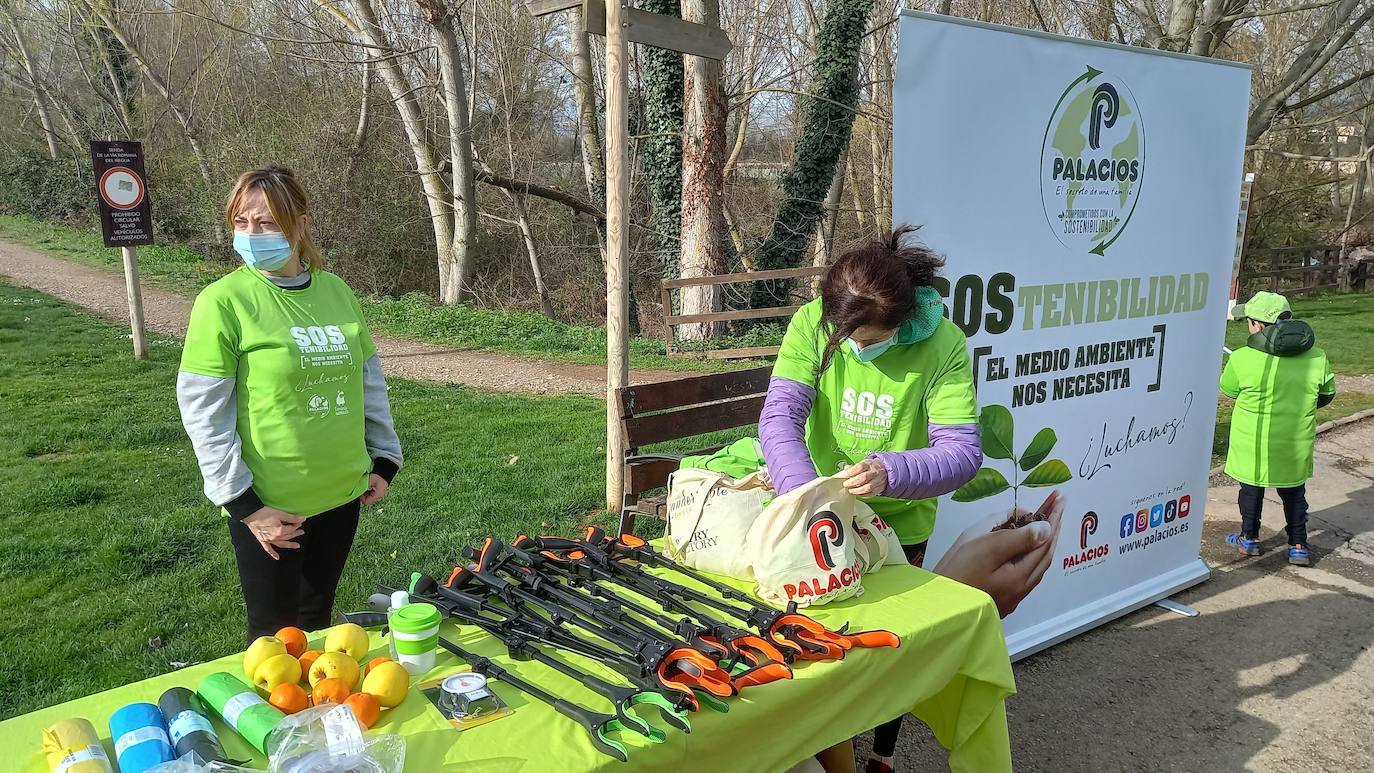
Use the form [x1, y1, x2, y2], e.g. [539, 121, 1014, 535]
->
[42, 718, 113, 773]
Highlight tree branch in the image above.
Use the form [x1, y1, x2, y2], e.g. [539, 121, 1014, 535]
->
[1285, 66, 1374, 112]
[469, 163, 607, 220]
[1221, 0, 1342, 22]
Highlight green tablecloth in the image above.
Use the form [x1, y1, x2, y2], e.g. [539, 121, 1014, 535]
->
[1, 565, 1013, 772]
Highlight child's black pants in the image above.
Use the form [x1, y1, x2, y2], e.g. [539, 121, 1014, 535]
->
[1238, 483, 1308, 546]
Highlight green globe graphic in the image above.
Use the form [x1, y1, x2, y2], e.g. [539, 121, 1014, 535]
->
[1040, 66, 1144, 255]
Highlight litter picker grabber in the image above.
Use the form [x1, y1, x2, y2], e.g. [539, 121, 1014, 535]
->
[437, 636, 638, 763]
[451, 538, 736, 700]
[506, 537, 793, 689]
[366, 583, 690, 736]
[496, 632, 690, 737]
[396, 577, 725, 715]
[551, 528, 902, 660]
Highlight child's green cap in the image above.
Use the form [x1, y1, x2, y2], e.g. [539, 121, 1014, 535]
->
[1232, 291, 1291, 324]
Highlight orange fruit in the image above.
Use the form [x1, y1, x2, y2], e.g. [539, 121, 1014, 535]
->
[275, 627, 309, 658]
[269, 683, 309, 714]
[344, 692, 381, 729]
[298, 650, 323, 678]
[312, 678, 351, 707]
[365, 656, 391, 675]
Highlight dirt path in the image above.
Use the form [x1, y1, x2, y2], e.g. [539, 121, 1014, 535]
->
[0, 239, 687, 395]
[877, 419, 1374, 772]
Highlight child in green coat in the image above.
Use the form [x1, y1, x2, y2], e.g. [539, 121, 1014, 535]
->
[1221, 291, 1335, 565]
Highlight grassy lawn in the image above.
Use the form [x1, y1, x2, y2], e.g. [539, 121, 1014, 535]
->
[0, 282, 618, 719]
[1225, 291, 1374, 374]
[0, 281, 755, 719]
[0, 214, 758, 373]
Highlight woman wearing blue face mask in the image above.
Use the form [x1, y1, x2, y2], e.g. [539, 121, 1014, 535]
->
[176, 166, 403, 642]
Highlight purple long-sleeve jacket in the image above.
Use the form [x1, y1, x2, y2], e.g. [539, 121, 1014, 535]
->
[759, 376, 982, 499]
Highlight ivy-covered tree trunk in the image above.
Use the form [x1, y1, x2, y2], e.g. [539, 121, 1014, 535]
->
[751, 0, 875, 308]
[637, 0, 684, 294]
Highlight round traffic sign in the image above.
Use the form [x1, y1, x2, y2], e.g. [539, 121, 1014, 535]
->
[99, 166, 144, 210]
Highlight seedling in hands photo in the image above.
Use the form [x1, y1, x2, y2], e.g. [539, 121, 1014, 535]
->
[953, 404, 1072, 530]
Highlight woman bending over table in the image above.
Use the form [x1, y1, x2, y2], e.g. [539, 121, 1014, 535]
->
[761, 227, 1057, 773]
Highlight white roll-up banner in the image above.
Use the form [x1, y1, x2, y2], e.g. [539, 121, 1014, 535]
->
[893, 11, 1251, 658]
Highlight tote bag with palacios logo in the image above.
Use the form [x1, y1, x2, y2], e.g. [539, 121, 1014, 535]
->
[854, 510, 906, 570]
[664, 467, 773, 580]
[744, 475, 879, 608]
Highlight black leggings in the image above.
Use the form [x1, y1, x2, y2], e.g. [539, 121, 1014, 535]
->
[228, 498, 361, 642]
[1238, 483, 1308, 545]
[870, 541, 927, 759]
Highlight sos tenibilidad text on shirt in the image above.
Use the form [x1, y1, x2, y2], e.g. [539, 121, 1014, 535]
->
[772, 299, 979, 544]
[180, 266, 375, 517]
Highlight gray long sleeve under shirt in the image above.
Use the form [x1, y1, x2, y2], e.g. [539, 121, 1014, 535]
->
[176, 271, 402, 512]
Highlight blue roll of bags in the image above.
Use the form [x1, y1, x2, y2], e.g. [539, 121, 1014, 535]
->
[108, 702, 175, 773]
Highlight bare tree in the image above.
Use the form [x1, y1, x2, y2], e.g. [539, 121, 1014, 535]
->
[416, 0, 478, 304]
[678, 0, 728, 339]
[2, 3, 61, 159]
[82, 0, 224, 242]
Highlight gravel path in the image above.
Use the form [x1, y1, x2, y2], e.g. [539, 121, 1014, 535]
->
[0, 239, 687, 395]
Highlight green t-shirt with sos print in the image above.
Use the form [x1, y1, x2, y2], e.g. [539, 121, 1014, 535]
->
[181, 266, 375, 517]
[772, 299, 979, 544]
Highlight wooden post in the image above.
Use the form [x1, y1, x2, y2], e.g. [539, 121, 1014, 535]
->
[121, 246, 148, 360]
[604, 0, 631, 514]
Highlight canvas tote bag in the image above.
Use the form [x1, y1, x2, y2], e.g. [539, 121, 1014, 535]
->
[744, 475, 876, 608]
[664, 467, 773, 579]
[854, 510, 906, 570]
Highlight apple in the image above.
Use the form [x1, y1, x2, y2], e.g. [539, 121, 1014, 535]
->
[361, 661, 410, 708]
[324, 623, 371, 661]
[253, 653, 302, 692]
[243, 636, 288, 679]
[308, 651, 361, 689]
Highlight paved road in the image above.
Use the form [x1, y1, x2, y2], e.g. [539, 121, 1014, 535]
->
[870, 419, 1374, 772]
[0, 239, 686, 395]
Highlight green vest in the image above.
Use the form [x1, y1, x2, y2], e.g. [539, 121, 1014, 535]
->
[1220, 320, 1335, 488]
[181, 266, 375, 516]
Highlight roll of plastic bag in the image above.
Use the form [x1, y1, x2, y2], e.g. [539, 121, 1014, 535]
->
[158, 687, 226, 763]
[41, 717, 113, 773]
[196, 672, 284, 754]
[109, 702, 175, 773]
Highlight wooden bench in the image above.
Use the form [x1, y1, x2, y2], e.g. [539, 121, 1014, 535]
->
[615, 365, 772, 535]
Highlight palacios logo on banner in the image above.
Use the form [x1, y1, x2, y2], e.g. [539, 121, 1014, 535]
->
[1079, 511, 1099, 549]
[1040, 65, 1145, 256]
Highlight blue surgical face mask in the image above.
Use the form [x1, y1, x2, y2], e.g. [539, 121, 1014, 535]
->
[233, 230, 293, 270]
[848, 333, 896, 363]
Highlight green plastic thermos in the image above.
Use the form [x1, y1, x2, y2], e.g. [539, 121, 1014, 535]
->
[388, 598, 441, 675]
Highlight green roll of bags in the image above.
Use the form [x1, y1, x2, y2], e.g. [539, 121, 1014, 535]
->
[195, 672, 285, 754]
[41, 717, 113, 773]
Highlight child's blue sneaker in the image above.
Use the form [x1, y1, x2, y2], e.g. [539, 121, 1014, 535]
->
[1288, 544, 1311, 566]
[1227, 533, 1261, 556]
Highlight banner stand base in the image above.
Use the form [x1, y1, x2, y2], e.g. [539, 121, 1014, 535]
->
[1006, 558, 1210, 661]
[1154, 598, 1200, 617]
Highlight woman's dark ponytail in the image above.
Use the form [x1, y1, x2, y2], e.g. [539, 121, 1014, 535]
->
[814, 225, 944, 374]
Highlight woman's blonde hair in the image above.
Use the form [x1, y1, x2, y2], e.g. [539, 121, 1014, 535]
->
[225, 166, 323, 271]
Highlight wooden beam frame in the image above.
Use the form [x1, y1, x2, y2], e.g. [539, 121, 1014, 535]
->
[527, 0, 732, 60]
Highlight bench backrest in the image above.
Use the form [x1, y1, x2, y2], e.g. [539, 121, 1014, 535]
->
[617, 366, 772, 495]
